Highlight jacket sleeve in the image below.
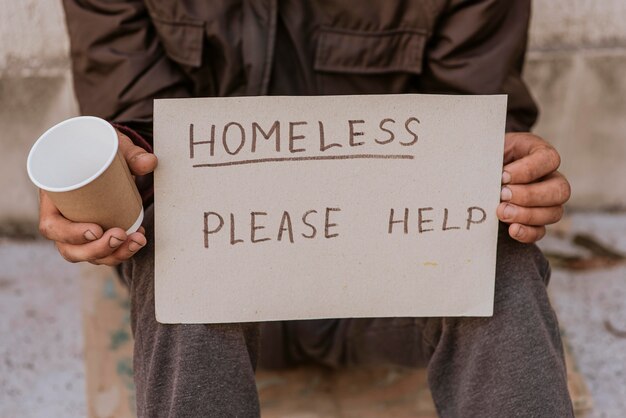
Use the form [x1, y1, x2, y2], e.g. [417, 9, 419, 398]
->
[420, 0, 538, 132]
[62, 0, 191, 143]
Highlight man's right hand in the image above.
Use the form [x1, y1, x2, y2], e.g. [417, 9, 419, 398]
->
[38, 129, 158, 266]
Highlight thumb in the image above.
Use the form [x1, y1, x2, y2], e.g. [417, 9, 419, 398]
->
[116, 130, 158, 175]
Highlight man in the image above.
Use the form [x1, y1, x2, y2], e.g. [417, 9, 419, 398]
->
[42, 0, 573, 416]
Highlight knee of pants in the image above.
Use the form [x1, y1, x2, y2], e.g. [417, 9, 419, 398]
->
[432, 228, 562, 370]
[492, 224, 554, 319]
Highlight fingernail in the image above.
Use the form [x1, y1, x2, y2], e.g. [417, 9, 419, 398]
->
[500, 187, 512, 201]
[109, 236, 124, 248]
[501, 171, 511, 184]
[84, 230, 97, 241]
[132, 152, 149, 163]
[515, 225, 525, 238]
[503, 204, 516, 219]
[129, 240, 145, 252]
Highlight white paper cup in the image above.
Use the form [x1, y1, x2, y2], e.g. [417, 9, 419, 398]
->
[27, 116, 144, 233]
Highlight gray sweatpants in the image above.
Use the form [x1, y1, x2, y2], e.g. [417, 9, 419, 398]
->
[121, 205, 574, 417]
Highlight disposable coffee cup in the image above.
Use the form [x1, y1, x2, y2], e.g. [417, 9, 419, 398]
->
[27, 116, 144, 233]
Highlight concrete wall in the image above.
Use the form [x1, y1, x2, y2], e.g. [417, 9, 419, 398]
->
[0, 1, 77, 235]
[527, 0, 626, 210]
[1, 0, 625, 234]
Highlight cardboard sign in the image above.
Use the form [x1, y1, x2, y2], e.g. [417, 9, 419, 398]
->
[153, 94, 507, 324]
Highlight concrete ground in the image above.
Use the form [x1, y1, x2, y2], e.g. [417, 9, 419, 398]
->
[0, 212, 625, 417]
[0, 237, 85, 417]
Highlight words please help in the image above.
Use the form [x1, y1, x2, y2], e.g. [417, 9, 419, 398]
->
[153, 94, 507, 324]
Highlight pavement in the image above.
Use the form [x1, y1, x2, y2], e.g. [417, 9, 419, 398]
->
[539, 212, 626, 417]
[0, 211, 625, 418]
[0, 237, 85, 417]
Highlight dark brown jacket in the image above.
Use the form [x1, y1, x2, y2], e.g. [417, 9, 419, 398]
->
[63, 0, 537, 144]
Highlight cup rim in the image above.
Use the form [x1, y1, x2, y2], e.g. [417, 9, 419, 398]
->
[27, 116, 119, 192]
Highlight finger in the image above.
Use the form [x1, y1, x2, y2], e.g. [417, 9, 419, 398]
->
[503, 132, 559, 165]
[502, 139, 561, 185]
[39, 191, 104, 244]
[503, 132, 535, 164]
[92, 232, 147, 266]
[497, 203, 564, 226]
[508, 223, 546, 244]
[55, 228, 128, 263]
[500, 172, 571, 207]
[116, 130, 158, 176]
[90, 257, 122, 267]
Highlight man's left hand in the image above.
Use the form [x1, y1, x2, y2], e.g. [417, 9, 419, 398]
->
[497, 132, 571, 243]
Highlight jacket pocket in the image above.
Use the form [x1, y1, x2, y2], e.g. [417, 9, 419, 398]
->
[314, 28, 426, 75]
[152, 17, 204, 68]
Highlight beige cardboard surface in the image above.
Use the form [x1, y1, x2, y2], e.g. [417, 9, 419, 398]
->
[153, 94, 507, 323]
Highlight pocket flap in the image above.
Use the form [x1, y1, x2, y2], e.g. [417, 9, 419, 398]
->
[315, 28, 426, 75]
[152, 18, 204, 67]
